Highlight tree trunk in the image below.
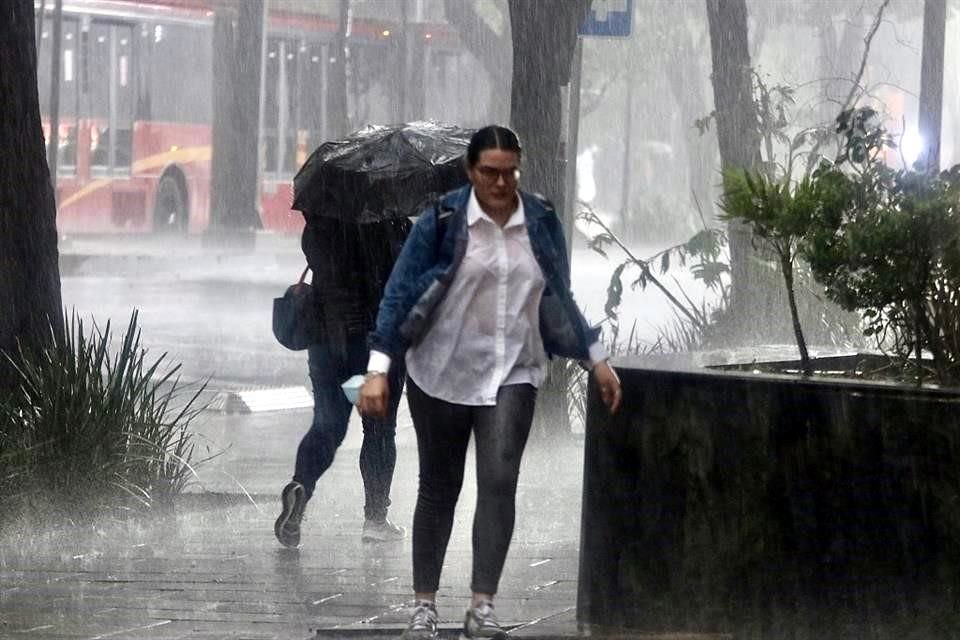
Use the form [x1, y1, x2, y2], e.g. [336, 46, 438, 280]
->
[207, 1, 265, 242]
[619, 80, 633, 222]
[406, 32, 426, 121]
[327, 0, 350, 139]
[443, 0, 511, 123]
[705, 0, 766, 338]
[397, 0, 409, 123]
[781, 255, 810, 375]
[508, 0, 588, 208]
[918, 0, 946, 171]
[34, 0, 46, 68]
[664, 18, 716, 225]
[508, 0, 589, 439]
[0, 0, 63, 383]
[817, 8, 862, 125]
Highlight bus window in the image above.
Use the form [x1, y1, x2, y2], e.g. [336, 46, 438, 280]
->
[88, 21, 111, 172]
[263, 37, 280, 174]
[37, 17, 81, 175]
[115, 23, 134, 169]
[145, 22, 212, 125]
[85, 21, 135, 174]
[280, 40, 299, 174]
[264, 37, 300, 176]
[296, 41, 327, 162]
[349, 42, 393, 128]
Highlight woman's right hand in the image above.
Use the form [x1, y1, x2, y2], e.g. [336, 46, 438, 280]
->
[358, 373, 390, 418]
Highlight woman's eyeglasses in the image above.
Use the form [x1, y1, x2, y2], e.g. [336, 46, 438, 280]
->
[475, 166, 521, 183]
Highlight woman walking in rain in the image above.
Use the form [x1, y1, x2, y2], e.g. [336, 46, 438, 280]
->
[273, 215, 410, 548]
[358, 125, 622, 640]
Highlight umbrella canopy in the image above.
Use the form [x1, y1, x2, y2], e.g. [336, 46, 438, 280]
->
[293, 121, 472, 223]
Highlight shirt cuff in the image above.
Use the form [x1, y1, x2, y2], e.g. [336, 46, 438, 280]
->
[366, 350, 392, 374]
[587, 341, 608, 368]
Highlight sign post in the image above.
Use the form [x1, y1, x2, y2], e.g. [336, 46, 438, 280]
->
[563, 0, 633, 256]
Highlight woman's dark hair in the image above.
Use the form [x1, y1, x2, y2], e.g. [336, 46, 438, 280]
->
[466, 125, 522, 168]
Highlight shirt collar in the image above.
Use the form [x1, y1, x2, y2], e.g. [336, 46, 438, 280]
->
[467, 188, 525, 229]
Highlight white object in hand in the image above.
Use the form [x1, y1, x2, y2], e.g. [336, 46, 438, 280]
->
[341, 374, 366, 404]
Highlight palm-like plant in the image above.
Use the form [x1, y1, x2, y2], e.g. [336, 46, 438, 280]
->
[0, 310, 207, 525]
[719, 168, 832, 374]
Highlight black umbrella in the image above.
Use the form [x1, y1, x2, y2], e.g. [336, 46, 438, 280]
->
[293, 121, 472, 223]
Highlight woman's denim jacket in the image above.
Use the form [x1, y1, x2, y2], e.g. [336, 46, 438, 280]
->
[368, 185, 601, 361]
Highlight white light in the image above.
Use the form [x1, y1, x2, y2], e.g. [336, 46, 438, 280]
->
[901, 129, 924, 166]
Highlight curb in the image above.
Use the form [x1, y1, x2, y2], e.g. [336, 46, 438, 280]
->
[59, 251, 301, 280]
[208, 385, 314, 414]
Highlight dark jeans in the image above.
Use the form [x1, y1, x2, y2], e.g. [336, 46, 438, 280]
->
[293, 338, 405, 522]
[406, 378, 536, 595]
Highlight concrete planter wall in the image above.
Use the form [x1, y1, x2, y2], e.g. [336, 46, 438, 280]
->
[577, 358, 960, 638]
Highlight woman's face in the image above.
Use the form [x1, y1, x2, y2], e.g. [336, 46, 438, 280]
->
[468, 149, 521, 213]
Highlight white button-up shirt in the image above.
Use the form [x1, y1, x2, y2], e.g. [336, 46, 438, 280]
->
[405, 190, 545, 405]
[368, 189, 607, 406]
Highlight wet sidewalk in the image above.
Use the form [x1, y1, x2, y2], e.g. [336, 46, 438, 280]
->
[0, 417, 590, 640]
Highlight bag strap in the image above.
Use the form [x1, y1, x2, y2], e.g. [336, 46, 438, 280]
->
[435, 200, 454, 255]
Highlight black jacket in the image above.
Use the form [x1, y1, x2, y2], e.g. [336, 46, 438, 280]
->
[300, 215, 411, 342]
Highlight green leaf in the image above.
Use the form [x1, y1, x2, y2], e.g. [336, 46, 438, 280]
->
[605, 263, 626, 319]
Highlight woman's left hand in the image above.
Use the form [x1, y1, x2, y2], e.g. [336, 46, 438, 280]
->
[593, 360, 622, 414]
[358, 373, 390, 418]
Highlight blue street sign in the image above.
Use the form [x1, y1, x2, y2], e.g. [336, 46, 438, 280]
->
[578, 0, 633, 37]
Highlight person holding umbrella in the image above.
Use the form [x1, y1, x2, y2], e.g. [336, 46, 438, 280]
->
[358, 125, 622, 640]
[273, 214, 411, 548]
[274, 123, 471, 549]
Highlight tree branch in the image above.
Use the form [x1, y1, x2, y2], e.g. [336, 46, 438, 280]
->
[804, 0, 891, 176]
[840, 0, 892, 114]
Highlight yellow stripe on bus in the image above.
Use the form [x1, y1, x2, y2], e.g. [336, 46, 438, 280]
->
[59, 178, 113, 210]
[58, 146, 212, 210]
[131, 145, 211, 174]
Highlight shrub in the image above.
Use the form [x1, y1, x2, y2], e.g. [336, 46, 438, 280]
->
[804, 110, 960, 385]
[0, 310, 206, 526]
[719, 106, 960, 385]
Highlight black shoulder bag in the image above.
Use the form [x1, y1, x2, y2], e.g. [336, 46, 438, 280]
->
[272, 266, 321, 351]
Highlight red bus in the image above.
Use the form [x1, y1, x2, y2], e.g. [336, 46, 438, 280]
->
[35, 0, 474, 235]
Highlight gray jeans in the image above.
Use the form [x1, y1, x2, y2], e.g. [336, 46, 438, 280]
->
[406, 378, 536, 595]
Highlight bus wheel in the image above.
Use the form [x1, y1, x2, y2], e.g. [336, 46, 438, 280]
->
[154, 174, 188, 233]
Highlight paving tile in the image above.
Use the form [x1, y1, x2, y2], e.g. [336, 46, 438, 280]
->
[2, 440, 594, 639]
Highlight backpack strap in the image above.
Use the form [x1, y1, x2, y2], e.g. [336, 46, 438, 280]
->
[434, 198, 456, 255]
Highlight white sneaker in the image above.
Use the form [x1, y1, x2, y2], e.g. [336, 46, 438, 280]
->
[401, 599, 439, 640]
[461, 600, 508, 639]
[362, 518, 406, 542]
